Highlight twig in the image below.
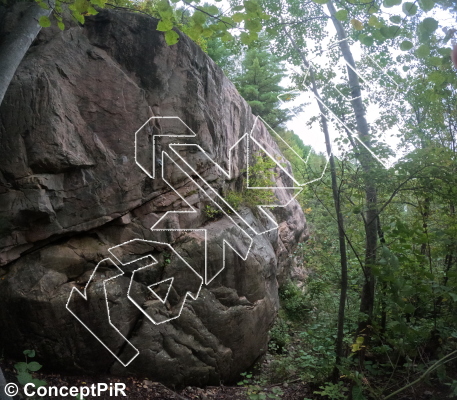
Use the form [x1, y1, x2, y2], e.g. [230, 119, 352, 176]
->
[106, 3, 157, 19]
[384, 350, 457, 400]
[181, 0, 235, 28]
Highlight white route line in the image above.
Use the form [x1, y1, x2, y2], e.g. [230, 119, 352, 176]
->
[66, 258, 140, 367]
[278, 38, 400, 169]
[108, 239, 203, 325]
[158, 150, 254, 284]
[67, 113, 313, 364]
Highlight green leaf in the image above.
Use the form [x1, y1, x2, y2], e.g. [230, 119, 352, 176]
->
[248, 31, 259, 41]
[402, 2, 418, 15]
[367, 3, 380, 13]
[437, 47, 451, 57]
[335, 9, 348, 21]
[416, 43, 430, 58]
[157, 0, 171, 13]
[240, 31, 251, 45]
[192, 11, 207, 25]
[420, 17, 438, 34]
[390, 15, 402, 24]
[245, 18, 262, 32]
[368, 15, 381, 28]
[429, 71, 446, 85]
[57, 21, 65, 30]
[233, 5, 244, 11]
[38, 1, 50, 9]
[202, 28, 213, 38]
[352, 385, 367, 400]
[389, 25, 401, 37]
[90, 0, 105, 6]
[361, 36, 374, 46]
[404, 303, 415, 313]
[87, 5, 98, 15]
[232, 12, 245, 22]
[38, 15, 51, 28]
[221, 31, 233, 42]
[14, 362, 28, 373]
[380, 26, 399, 38]
[74, 0, 88, 14]
[27, 362, 42, 372]
[351, 19, 363, 31]
[400, 40, 414, 51]
[164, 30, 179, 45]
[31, 378, 47, 388]
[429, 56, 442, 66]
[72, 12, 85, 24]
[204, 5, 219, 15]
[418, 0, 435, 12]
[17, 371, 33, 386]
[312, 0, 328, 4]
[383, 0, 401, 7]
[244, 0, 261, 12]
[157, 19, 173, 31]
[23, 350, 35, 358]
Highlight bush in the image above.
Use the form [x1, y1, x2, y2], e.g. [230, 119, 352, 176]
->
[204, 204, 222, 220]
[269, 318, 291, 354]
[279, 281, 310, 322]
[226, 190, 243, 211]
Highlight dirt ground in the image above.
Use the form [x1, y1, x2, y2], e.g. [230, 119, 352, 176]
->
[0, 357, 312, 400]
[0, 357, 453, 400]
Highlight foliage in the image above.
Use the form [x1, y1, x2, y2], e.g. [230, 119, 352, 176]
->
[7, 0, 457, 396]
[206, 35, 242, 79]
[204, 204, 222, 220]
[243, 152, 277, 208]
[314, 381, 348, 400]
[233, 38, 294, 129]
[225, 190, 243, 211]
[445, 379, 457, 398]
[268, 317, 291, 354]
[278, 281, 310, 322]
[14, 350, 46, 396]
[237, 372, 284, 400]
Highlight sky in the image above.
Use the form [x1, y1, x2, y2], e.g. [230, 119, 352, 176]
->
[279, 6, 454, 162]
[177, 0, 454, 164]
[279, 11, 402, 161]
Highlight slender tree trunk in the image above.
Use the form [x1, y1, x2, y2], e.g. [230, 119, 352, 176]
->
[283, 27, 348, 381]
[0, 2, 52, 106]
[0, 365, 12, 400]
[327, 1, 379, 342]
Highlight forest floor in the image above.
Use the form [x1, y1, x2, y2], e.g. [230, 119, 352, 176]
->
[0, 357, 453, 400]
[0, 357, 312, 400]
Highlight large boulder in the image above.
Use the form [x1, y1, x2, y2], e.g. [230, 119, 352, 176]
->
[0, 7, 307, 387]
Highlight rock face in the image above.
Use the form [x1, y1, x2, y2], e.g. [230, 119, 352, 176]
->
[0, 6, 307, 387]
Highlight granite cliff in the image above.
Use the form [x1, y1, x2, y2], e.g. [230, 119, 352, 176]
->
[0, 6, 307, 387]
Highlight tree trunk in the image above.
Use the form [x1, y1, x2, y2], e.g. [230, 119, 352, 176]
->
[0, 365, 12, 400]
[283, 27, 349, 381]
[327, 0, 379, 341]
[0, 2, 52, 106]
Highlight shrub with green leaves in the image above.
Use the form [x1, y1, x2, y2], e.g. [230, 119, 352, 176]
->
[237, 372, 284, 400]
[14, 350, 46, 390]
[204, 204, 222, 220]
[314, 381, 348, 400]
[244, 153, 277, 208]
[269, 317, 291, 354]
[225, 190, 243, 211]
[279, 281, 310, 322]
